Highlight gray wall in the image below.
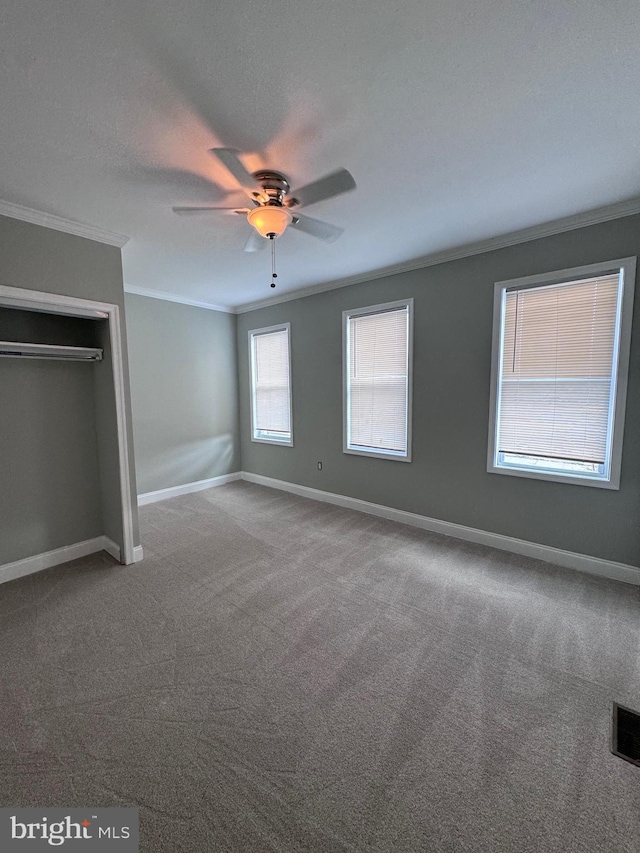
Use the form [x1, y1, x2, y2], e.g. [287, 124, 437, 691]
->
[125, 294, 240, 495]
[0, 215, 140, 562]
[237, 213, 640, 568]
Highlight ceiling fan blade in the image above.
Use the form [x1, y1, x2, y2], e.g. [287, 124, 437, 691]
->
[172, 206, 249, 215]
[209, 148, 260, 194]
[243, 229, 267, 252]
[290, 213, 343, 243]
[289, 168, 356, 209]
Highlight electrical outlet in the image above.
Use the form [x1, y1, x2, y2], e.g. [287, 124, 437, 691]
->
[317, 461, 323, 471]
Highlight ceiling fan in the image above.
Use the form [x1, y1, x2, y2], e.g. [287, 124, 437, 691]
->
[172, 148, 356, 256]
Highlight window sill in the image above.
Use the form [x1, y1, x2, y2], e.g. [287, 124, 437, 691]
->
[344, 445, 411, 462]
[252, 435, 293, 447]
[487, 462, 619, 490]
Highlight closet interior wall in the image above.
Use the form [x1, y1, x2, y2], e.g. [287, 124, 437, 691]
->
[0, 307, 112, 565]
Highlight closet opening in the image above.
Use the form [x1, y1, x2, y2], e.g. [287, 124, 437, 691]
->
[0, 285, 137, 583]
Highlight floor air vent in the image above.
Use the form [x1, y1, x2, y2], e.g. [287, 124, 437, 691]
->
[612, 703, 640, 766]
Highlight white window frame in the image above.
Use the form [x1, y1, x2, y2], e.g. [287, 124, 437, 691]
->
[343, 298, 414, 462]
[248, 322, 293, 447]
[487, 257, 636, 489]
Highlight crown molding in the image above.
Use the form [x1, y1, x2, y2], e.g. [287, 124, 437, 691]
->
[235, 195, 640, 314]
[0, 199, 129, 247]
[124, 284, 235, 314]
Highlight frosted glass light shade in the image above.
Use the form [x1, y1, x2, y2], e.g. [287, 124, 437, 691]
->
[247, 206, 292, 238]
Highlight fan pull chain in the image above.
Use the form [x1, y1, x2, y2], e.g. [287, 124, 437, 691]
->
[270, 234, 278, 288]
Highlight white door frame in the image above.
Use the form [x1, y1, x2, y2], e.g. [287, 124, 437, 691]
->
[0, 284, 136, 565]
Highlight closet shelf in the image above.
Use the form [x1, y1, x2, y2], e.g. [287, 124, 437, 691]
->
[0, 341, 103, 362]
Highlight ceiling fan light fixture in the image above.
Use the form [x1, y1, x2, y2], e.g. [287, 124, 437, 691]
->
[247, 206, 292, 239]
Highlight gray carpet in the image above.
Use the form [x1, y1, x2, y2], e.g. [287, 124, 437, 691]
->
[1, 481, 639, 852]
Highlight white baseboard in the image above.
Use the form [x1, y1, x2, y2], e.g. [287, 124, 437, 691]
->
[241, 472, 640, 587]
[138, 472, 242, 506]
[0, 536, 125, 586]
[103, 537, 121, 561]
[102, 537, 144, 565]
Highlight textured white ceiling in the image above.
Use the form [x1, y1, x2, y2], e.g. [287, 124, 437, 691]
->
[2, 0, 640, 308]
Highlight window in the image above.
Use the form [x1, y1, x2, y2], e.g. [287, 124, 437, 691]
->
[249, 323, 293, 446]
[488, 258, 635, 488]
[343, 299, 413, 461]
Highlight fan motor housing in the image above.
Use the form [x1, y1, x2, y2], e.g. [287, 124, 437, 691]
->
[253, 170, 290, 205]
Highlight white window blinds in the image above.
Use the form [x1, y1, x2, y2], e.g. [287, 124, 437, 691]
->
[497, 273, 621, 471]
[250, 326, 292, 444]
[346, 303, 411, 457]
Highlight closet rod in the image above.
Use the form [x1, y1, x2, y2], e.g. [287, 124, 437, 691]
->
[0, 341, 103, 362]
